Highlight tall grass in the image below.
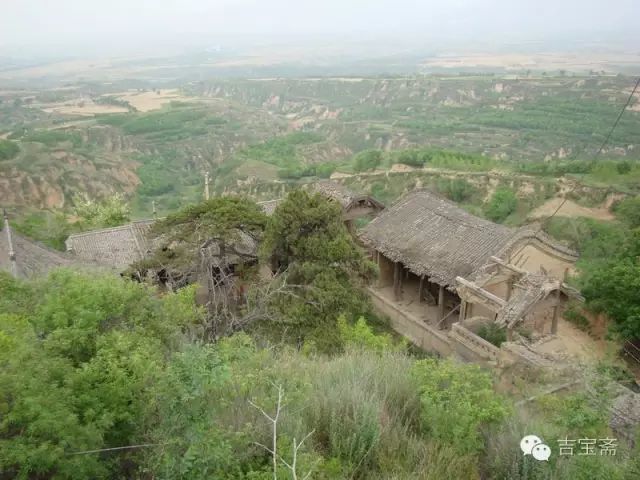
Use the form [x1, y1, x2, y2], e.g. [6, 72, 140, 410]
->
[298, 350, 478, 478]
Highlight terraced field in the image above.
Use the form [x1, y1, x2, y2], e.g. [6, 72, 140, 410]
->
[1, 74, 638, 217]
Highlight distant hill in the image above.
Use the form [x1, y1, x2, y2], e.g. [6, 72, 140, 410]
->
[0, 74, 638, 215]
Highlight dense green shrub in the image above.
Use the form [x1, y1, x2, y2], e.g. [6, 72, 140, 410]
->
[485, 188, 518, 222]
[439, 177, 476, 202]
[563, 303, 591, 332]
[477, 323, 507, 347]
[337, 315, 399, 352]
[0, 270, 191, 478]
[0, 139, 19, 160]
[614, 196, 640, 228]
[396, 149, 429, 167]
[1, 269, 638, 479]
[352, 149, 382, 172]
[411, 359, 510, 454]
[72, 193, 131, 229]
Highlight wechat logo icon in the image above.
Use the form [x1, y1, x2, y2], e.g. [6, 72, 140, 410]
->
[520, 434, 551, 461]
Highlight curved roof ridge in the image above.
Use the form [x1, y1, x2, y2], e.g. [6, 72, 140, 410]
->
[502, 225, 579, 260]
[67, 222, 145, 240]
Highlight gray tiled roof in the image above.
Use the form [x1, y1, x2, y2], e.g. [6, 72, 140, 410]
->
[0, 226, 77, 279]
[66, 220, 154, 271]
[361, 189, 577, 289]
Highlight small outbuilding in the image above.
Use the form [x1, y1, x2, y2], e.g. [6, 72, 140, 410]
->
[307, 181, 384, 231]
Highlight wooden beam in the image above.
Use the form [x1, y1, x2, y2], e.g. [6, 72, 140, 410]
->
[456, 276, 507, 311]
[489, 256, 527, 276]
[418, 275, 425, 303]
[438, 285, 445, 320]
[438, 303, 460, 330]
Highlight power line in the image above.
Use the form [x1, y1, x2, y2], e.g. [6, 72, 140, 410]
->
[525, 76, 640, 235]
[593, 76, 640, 160]
[67, 442, 170, 456]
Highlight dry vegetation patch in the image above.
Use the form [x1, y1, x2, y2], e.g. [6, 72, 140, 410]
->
[114, 89, 195, 112]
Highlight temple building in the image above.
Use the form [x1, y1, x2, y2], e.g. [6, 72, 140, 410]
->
[360, 189, 580, 362]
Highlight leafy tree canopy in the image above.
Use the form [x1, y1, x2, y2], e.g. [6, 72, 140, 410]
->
[152, 196, 266, 244]
[581, 231, 640, 341]
[261, 189, 374, 276]
[73, 193, 130, 230]
[352, 149, 382, 172]
[138, 196, 267, 274]
[260, 190, 376, 349]
[0, 270, 199, 479]
[485, 187, 517, 223]
[614, 195, 640, 228]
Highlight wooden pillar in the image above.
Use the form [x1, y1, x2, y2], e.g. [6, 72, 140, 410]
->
[551, 286, 561, 334]
[507, 327, 514, 341]
[505, 276, 514, 301]
[438, 285, 445, 320]
[393, 262, 401, 300]
[551, 270, 568, 334]
[345, 220, 355, 235]
[418, 275, 425, 303]
[458, 300, 467, 323]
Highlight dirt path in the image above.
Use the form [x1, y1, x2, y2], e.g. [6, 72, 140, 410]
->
[534, 319, 613, 364]
[529, 197, 614, 221]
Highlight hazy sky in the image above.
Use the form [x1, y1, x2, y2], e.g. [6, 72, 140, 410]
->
[1, 0, 638, 56]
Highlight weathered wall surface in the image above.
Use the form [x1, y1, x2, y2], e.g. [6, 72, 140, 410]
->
[511, 243, 574, 279]
[368, 287, 452, 357]
[449, 323, 501, 363]
[521, 295, 558, 334]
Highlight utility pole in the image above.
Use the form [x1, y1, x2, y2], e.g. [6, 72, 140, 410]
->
[204, 171, 210, 200]
[3, 209, 17, 278]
